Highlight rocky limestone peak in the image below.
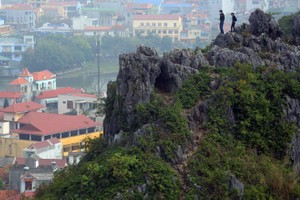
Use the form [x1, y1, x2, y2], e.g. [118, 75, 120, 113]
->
[104, 46, 207, 144]
[104, 10, 300, 146]
[249, 9, 282, 39]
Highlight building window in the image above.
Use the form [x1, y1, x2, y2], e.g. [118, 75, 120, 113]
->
[71, 130, 78, 136]
[31, 135, 42, 141]
[152, 23, 156, 26]
[158, 30, 161, 34]
[72, 143, 80, 151]
[67, 101, 73, 109]
[20, 134, 30, 140]
[164, 23, 167, 27]
[63, 145, 71, 152]
[79, 129, 86, 135]
[88, 127, 95, 133]
[158, 23, 162, 26]
[163, 30, 167, 34]
[168, 30, 173, 34]
[44, 135, 51, 140]
[62, 132, 69, 138]
[146, 22, 150, 26]
[174, 23, 177, 27]
[174, 30, 178, 34]
[52, 133, 60, 139]
[140, 22, 144, 26]
[9, 144, 12, 155]
[25, 181, 32, 190]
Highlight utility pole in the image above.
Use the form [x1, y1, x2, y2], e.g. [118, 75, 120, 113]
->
[97, 34, 100, 95]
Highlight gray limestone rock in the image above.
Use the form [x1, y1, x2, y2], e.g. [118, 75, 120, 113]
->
[249, 9, 282, 39]
[228, 175, 244, 199]
[292, 14, 300, 45]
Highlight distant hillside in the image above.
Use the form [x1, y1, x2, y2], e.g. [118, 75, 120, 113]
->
[36, 9, 300, 199]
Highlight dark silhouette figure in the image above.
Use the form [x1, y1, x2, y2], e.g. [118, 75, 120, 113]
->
[219, 10, 225, 34]
[231, 13, 237, 32]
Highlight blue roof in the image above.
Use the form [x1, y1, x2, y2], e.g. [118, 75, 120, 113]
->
[133, 0, 161, 5]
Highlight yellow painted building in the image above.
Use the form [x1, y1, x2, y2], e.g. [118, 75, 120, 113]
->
[60, 131, 102, 156]
[0, 138, 34, 157]
[132, 14, 183, 40]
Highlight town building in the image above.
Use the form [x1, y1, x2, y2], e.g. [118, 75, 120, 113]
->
[0, 91, 23, 108]
[7, 68, 56, 101]
[0, 4, 37, 31]
[35, 22, 72, 34]
[23, 138, 63, 159]
[0, 101, 45, 130]
[83, 24, 128, 37]
[0, 36, 34, 62]
[132, 14, 183, 41]
[72, 15, 98, 30]
[9, 156, 67, 193]
[58, 92, 97, 115]
[34, 87, 82, 112]
[12, 112, 101, 156]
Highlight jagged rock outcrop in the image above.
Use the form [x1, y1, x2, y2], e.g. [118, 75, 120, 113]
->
[249, 9, 282, 39]
[104, 46, 204, 144]
[292, 14, 300, 45]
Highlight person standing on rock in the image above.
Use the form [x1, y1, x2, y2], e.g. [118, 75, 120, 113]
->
[231, 12, 237, 32]
[219, 10, 225, 34]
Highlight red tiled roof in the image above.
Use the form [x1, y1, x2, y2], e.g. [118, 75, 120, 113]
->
[46, 1, 78, 6]
[84, 24, 125, 31]
[0, 101, 44, 113]
[5, 4, 35, 10]
[14, 112, 99, 135]
[0, 190, 18, 200]
[32, 70, 55, 81]
[69, 93, 97, 98]
[36, 87, 82, 99]
[133, 14, 181, 20]
[38, 159, 67, 168]
[0, 91, 22, 99]
[15, 157, 67, 168]
[19, 67, 32, 77]
[127, 3, 152, 10]
[9, 77, 28, 85]
[29, 138, 60, 149]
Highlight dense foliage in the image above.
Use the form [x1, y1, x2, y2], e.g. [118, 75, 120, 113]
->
[36, 61, 300, 199]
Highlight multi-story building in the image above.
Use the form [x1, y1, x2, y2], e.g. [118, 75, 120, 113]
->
[83, 24, 128, 37]
[12, 112, 101, 156]
[72, 15, 98, 30]
[0, 36, 34, 62]
[0, 4, 36, 31]
[7, 68, 56, 100]
[132, 14, 183, 41]
[58, 92, 97, 116]
[28, 0, 49, 8]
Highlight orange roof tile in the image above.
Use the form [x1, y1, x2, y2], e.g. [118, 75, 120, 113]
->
[9, 77, 28, 85]
[133, 14, 181, 20]
[19, 67, 32, 77]
[5, 4, 35, 10]
[0, 91, 22, 99]
[36, 87, 82, 99]
[32, 70, 55, 81]
[14, 112, 99, 135]
[29, 138, 60, 149]
[0, 191, 18, 200]
[69, 93, 97, 98]
[15, 157, 67, 168]
[0, 101, 44, 113]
